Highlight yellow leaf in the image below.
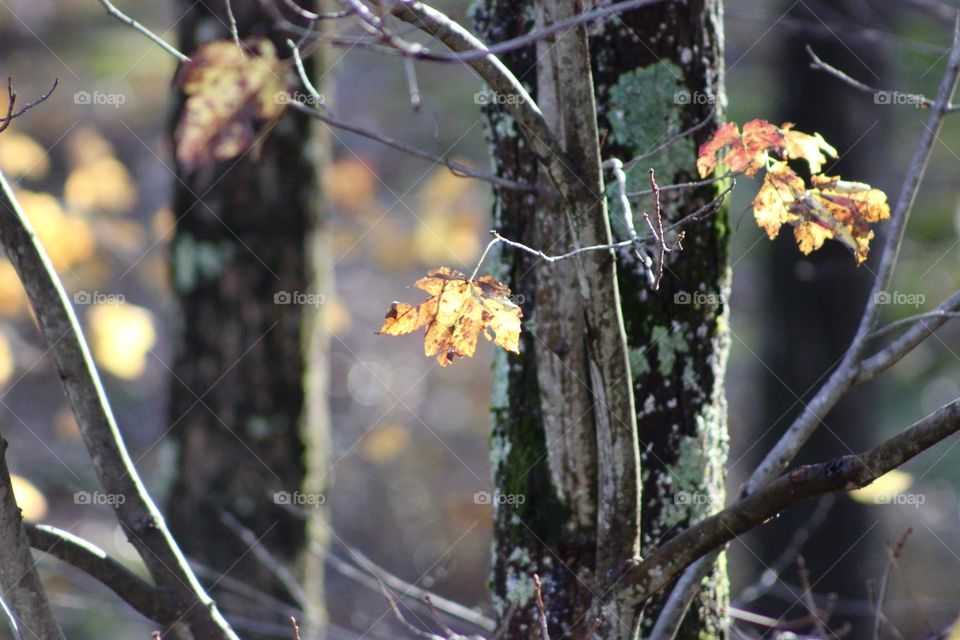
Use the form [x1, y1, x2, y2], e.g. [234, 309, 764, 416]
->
[781, 123, 837, 174]
[751, 165, 889, 265]
[849, 469, 913, 504]
[323, 158, 378, 214]
[697, 119, 783, 178]
[10, 474, 47, 522]
[66, 126, 116, 166]
[360, 423, 411, 464]
[378, 267, 522, 367]
[0, 261, 27, 317]
[89, 302, 157, 379]
[0, 132, 49, 181]
[414, 168, 484, 265]
[175, 38, 287, 168]
[0, 333, 13, 387]
[16, 190, 94, 270]
[65, 157, 137, 213]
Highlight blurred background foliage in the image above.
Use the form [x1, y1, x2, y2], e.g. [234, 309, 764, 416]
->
[0, 0, 958, 638]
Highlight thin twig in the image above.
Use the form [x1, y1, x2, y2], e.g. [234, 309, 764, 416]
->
[288, 100, 538, 192]
[796, 556, 830, 639]
[0, 78, 59, 134]
[97, 0, 190, 63]
[404, 57, 422, 110]
[533, 575, 551, 640]
[807, 45, 960, 113]
[224, 0, 241, 48]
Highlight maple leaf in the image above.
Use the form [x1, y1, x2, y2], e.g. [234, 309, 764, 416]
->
[378, 267, 522, 366]
[780, 123, 838, 174]
[174, 38, 287, 169]
[752, 163, 890, 265]
[697, 119, 783, 178]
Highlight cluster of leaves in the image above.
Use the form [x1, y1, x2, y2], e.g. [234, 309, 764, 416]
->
[697, 119, 890, 264]
[174, 38, 287, 169]
[378, 267, 521, 367]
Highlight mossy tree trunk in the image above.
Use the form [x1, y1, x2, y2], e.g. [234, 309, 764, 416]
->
[166, 2, 330, 636]
[475, 2, 729, 638]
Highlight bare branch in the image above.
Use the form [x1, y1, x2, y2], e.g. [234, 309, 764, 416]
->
[0, 439, 65, 639]
[288, 101, 538, 193]
[807, 45, 960, 113]
[96, 0, 190, 63]
[25, 523, 166, 624]
[624, 398, 960, 608]
[0, 78, 59, 134]
[0, 169, 237, 639]
[533, 575, 550, 640]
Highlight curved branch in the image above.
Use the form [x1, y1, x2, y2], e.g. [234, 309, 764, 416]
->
[24, 523, 167, 624]
[0, 440, 64, 639]
[625, 398, 960, 606]
[0, 170, 237, 640]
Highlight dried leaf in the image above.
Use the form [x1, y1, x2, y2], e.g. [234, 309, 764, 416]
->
[697, 118, 783, 178]
[378, 267, 522, 366]
[175, 38, 287, 169]
[752, 163, 890, 265]
[781, 123, 837, 174]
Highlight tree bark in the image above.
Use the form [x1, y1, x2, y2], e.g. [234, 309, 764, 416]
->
[167, 2, 330, 634]
[476, 1, 728, 638]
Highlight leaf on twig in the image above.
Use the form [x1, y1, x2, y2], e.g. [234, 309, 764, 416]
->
[753, 163, 890, 265]
[378, 267, 521, 367]
[696, 119, 783, 178]
[174, 38, 287, 169]
[699, 119, 889, 264]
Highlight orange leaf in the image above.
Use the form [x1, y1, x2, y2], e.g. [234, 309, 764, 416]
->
[175, 38, 287, 169]
[752, 163, 890, 265]
[378, 267, 522, 366]
[697, 119, 783, 178]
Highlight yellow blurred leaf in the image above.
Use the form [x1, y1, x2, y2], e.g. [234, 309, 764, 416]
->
[849, 469, 913, 504]
[0, 261, 27, 317]
[65, 157, 137, 213]
[413, 168, 483, 265]
[11, 474, 47, 522]
[53, 406, 81, 441]
[360, 423, 411, 464]
[66, 126, 116, 166]
[89, 302, 157, 379]
[0, 334, 13, 387]
[324, 298, 352, 337]
[0, 132, 49, 181]
[324, 157, 378, 214]
[151, 206, 176, 239]
[175, 38, 287, 168]
[16, 190, 94, 270]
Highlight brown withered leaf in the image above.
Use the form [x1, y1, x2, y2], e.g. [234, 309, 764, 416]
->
[174, 38, 287, 169]
[378, 267, 522, 367]
[753, 162, 890, 265]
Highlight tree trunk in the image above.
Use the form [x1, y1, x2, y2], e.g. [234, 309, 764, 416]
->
[166, 2, 330, 635]
[476, 1, 728, 639]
